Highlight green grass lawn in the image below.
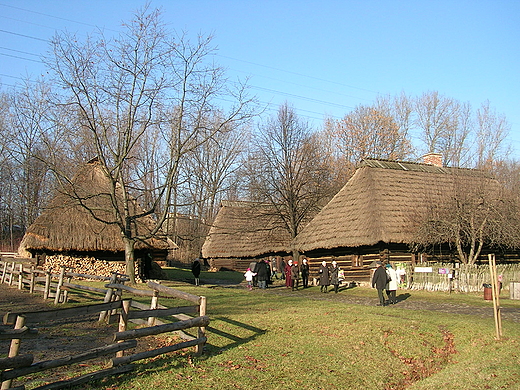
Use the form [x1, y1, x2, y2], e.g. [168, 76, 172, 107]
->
[65, 267, 520, 390]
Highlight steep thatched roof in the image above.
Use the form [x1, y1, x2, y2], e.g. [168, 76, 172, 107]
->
[201, 200, 292, 258]
[19, 159, 173, 254]
[294, 158, 500, 253]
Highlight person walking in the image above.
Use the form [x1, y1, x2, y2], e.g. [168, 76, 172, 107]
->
[191, 258, 201, 286]
[271, 258, 279, 279]
[372, 261, 387, 306]
[254, 259, 269, 289]
[284, 260, 293, 288]
[300, 258, 310, 288]
[319, 260, 330, 293]
[330, 260, 341, 293]
[385, 264, 398, 304]
[291, 261, 300, 291]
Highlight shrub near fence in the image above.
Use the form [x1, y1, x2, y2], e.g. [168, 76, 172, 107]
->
[0, 263, 209, 390]
[405, 262, 520, 293]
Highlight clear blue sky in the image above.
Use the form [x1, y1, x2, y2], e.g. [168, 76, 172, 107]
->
[1, 0, 519, 159]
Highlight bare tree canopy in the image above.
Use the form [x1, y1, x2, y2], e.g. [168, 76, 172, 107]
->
[244, 103, 334, 242]
[24, 6, 257, 281]
[411, 173, 520, 264]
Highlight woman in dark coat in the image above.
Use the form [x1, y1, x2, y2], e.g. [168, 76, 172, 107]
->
[319, 260, 330, 293]
[284, 260, 293, 288]
[371, 261, 387, 306]
[290, 262, 300, 291]
[329, 260, 340, 293]
[300, 258, 310, 288]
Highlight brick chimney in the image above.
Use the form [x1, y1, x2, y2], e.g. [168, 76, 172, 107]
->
[422, 153, 443, 167]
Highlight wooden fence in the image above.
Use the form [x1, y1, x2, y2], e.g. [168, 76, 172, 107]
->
[0, 259, 209, 390]
[0, 257, 127, 304]
[401, 262, 520, 293]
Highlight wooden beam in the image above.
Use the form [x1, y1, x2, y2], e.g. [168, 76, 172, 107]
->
[147, 281, 201, 303]
[30, 365, 134, 390]
[0, 327, 38, 340]
[3, 301, 123, 325]
[0, 354, 34, 370]
[113, 315, 210, 341]
[111, 337, 206, 367]
[0, 341, 137, 381]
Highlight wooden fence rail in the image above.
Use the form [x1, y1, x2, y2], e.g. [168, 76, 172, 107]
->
[0, 278, 208, 390]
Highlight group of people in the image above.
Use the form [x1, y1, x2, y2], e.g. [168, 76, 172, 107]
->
[318, 259, 343, 293]
[244, 257, 311, 291]
[244, 257, 400, 306]
[283, 258, 310, 290]
[371, 261, 398, 306]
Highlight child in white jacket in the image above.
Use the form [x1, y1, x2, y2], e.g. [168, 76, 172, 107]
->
[244, 268, 257, 291]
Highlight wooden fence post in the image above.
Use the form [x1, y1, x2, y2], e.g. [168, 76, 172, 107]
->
[99, 273, 118, 322]
[63, 274, 72, 303]
[44, 271, 51, 300]
[196, 296, 207, 355]
[147, 290, 159, 326]
[488, 254, 503, 340]
[1, 315, 26, 390]
[54, 267, 66, 305]
[0, 261, 7, 284]
[116, 300, 132, 358]
[29, 267, 35, 294]
[17, 264, 23, 290]
[8, 261, 15, 286]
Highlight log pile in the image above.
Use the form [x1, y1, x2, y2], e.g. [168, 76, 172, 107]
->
[42, 254, 130, 278]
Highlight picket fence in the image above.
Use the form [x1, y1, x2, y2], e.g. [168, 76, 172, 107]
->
[402, 262, 520, 293]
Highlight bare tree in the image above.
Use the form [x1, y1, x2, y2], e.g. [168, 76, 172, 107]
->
[324, 102, 413, 168]
[170, 115, 249, 262]
[475, 100, 511, 169]
[39, 6, 256, 282]
[411, 174, 520, 265]
[245, 103, 334, 255]
[1, 82, 59, 232]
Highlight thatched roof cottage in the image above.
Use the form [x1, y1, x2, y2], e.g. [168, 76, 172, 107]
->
[201, 201, 293, 271]
[293, 156, 507, 282]
[19, 158, 175, 278]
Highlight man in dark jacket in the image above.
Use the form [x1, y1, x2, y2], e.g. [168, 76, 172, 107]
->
[254, 260, 269, 289]
[192, 258, 201, 286]
[372, 261, 387, 306]
[300, 258, 310, 288]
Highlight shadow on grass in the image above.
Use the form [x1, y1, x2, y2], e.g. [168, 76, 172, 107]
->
[204, 316, 267, 354]
[396, 293, 411, 303]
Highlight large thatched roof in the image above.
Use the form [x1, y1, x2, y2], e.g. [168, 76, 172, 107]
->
[294, 158, 500, 253]
[201, 200, 292, 259]
[19, 159, 173, 254]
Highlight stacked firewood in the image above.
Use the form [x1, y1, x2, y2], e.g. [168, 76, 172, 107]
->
[42, 254, 130, 278]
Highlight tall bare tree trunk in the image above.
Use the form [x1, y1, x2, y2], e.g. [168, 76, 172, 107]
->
[123, 237, 136, 284]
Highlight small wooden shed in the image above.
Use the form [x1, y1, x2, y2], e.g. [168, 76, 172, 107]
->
[201, 201, 293, 271]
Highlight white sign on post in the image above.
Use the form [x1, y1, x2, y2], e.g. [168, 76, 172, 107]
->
[414, 267, 433, 273]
